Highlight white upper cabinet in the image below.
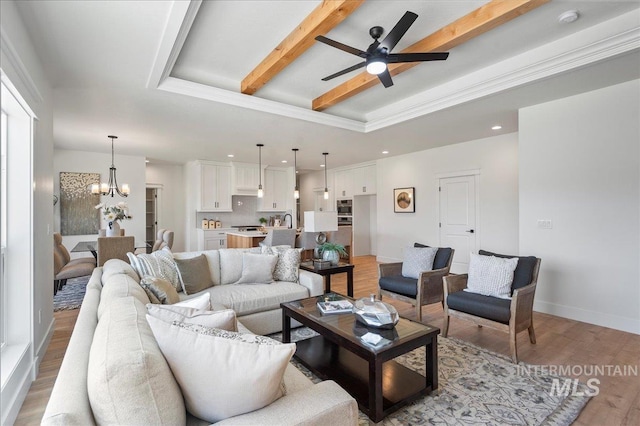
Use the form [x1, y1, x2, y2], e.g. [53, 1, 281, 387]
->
[334, 163, 376, 198]
[259, 167, 288, 211]
[352, 164, 377, 195]
[232, 162, 260, 195]
[199, 162, 232, 211]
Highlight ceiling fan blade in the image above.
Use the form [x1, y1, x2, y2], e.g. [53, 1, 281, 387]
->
[315, 35, 367, 57]
[387, 52, 449, 63]
[321, 62, 366, 81]
[377, 68, 394, 88]
[379, 11, 418, 52]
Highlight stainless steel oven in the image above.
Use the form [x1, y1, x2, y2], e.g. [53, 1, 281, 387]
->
[337, 216, 352, 226]
[337, 199, 352, 216]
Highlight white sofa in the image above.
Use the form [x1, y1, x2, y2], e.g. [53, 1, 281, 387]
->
[42, 253, 358, 425]
[172, 247, 324, 335]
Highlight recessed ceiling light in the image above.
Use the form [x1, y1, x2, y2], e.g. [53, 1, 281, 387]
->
[492, 125, 502, 130]
[320, 164, 325, 168]
[281, 160, 287, 163]
[227, 154, 234, 158]
[145, 160, 150, 163]
[558, 10, 579, 24]
[382, 150, 389, 154]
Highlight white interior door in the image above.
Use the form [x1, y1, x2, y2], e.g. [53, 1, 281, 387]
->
[439, 175, 477, 273]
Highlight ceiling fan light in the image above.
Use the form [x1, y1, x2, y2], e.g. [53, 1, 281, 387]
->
[366, 60, 386, 75]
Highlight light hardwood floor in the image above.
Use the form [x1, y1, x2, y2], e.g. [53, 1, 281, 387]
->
[16, 255, 640, 425]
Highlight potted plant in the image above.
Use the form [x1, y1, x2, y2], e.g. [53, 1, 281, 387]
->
[258, 217, 268, 233]
[318, 242, 347, 266]
[95, 202, 132, 236]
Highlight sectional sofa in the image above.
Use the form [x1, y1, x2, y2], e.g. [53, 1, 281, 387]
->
[42, 248, 358, 425]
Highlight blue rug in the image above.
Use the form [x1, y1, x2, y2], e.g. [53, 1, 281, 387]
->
[54, 276, 90, 311]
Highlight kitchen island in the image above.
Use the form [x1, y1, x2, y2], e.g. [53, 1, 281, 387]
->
[226, 230, 267, 248]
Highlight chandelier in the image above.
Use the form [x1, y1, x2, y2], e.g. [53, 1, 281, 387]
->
[91, 135, 130, 197]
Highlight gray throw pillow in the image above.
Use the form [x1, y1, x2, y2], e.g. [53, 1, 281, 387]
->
[139, 276, 180, 304]
[401, 247, 438, 279]
[174, 254, 214, 295]
[465, 253, 518, 299]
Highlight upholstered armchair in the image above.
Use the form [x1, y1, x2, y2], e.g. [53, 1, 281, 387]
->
[53, 233, 96, 295]
[152, 229, 174, 252]
[442, 250, 541, 363]
[378, 244, 454, 321]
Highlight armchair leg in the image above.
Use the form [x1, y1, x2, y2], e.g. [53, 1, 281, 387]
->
[442, 314, 450, 337]
[509, 327, 518, 364]
[528, 323, 536, 344]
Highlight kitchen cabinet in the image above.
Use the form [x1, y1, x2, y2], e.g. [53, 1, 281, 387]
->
[232, 162, 260, 195]
[334, 169, 353, 199]
[259, 168, 288, 211]
[334, 163, 376, 198]
[200, 162, 232, 211]
[198, 229, 230, 250]
[352, 164, 376, 195]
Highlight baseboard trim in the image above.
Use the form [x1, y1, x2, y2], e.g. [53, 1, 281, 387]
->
[33, 317, 56, 378]
[534, 299, 640, 335]
[1, 344, 33, 426]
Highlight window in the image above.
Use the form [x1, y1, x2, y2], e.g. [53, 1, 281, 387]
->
[0, 109, 6, 350]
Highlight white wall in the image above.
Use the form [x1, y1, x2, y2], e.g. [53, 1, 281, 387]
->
[145, 163, 186, 252]
[376, 133, 519, 262]
[519, 79, 640, 334]
[0, 1, 54, 423]
[54, 149, 147, 255]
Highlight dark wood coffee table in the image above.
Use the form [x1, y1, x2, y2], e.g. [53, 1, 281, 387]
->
[281, 295, 439, 423]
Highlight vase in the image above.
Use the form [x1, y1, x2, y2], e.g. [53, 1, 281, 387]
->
[106, 221, 120, 237]
[322, 249, 340, 266]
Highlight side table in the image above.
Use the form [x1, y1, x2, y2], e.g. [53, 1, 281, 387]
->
[299, 261, 355, 297]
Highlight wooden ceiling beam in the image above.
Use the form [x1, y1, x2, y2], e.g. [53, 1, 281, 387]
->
[241, 0, 365, 95]
[312, 0, 550, 111]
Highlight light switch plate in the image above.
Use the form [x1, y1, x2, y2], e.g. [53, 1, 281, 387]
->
[537, 219, 553, 229]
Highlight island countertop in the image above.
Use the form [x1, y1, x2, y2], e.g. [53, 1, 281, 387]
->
[225, 230, 267, 238]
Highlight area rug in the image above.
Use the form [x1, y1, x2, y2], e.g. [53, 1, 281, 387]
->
[269, 328, 591, 426]
[53, 276, 90, 311]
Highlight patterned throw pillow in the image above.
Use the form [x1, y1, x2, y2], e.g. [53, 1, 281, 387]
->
[139, 276, 180, 304]
[146, 316, 294, 423]
[261, 246, 302, 282]
[401, 247, 438, 279]
[465, 253, 518, 299]
[127, 247, 181, 291]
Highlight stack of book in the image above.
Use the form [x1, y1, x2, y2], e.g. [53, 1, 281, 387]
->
[317, 299, 353, 314]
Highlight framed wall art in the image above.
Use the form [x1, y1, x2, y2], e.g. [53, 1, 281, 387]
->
[394, 187, 415, 213]
[60, 172, 101, 235]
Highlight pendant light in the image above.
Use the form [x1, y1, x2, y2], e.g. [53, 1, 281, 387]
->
[257, 143, 264, 198]
[323, 152, 329, 200]
[292, 148, 299, 199]
[91, 135, 130, 197]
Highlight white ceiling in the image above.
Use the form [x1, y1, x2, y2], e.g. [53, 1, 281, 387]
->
[13, 0, 640, 171]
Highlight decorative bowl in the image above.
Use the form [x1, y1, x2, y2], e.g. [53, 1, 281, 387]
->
[353, 294, 399, 329]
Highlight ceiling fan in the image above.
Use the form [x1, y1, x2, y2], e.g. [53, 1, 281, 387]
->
[315, 11, 449, 88]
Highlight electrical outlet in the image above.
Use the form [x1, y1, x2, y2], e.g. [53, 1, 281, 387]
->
[537, 219, 553, 229]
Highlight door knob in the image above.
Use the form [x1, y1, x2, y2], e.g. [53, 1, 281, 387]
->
[465, 229, 475, 233]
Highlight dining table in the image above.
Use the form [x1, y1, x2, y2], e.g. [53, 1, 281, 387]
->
[71, 240, 150, 259]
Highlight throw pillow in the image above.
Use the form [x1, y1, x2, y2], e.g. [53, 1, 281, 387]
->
[218, 249, 245, 285]
[146, 316, 294, 423]
[261, 246, 301, 282]
[236, 253, 278, 284]
[401, 247, 438, 279]
[174, 254, 214, 295]
[139, 276, 180, 305]
[173, 293, 211, 310]
[465, 253, 518, 299]
[127, 247, 181, 291]
[146, 304, 237, 332]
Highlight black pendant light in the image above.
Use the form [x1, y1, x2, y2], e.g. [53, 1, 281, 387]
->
[257, 143, 264, 198]
[91, 135, 130, 197]
[292, 148, 299, 199]
[323, 152, 329, 200]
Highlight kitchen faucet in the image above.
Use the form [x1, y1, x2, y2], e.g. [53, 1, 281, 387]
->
[283, 213, 292, 229]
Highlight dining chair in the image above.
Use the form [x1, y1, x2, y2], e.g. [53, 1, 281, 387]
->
[152, 229, 174, 252]
[97, 236, 135, 267]
[261, 228, 296, 247]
